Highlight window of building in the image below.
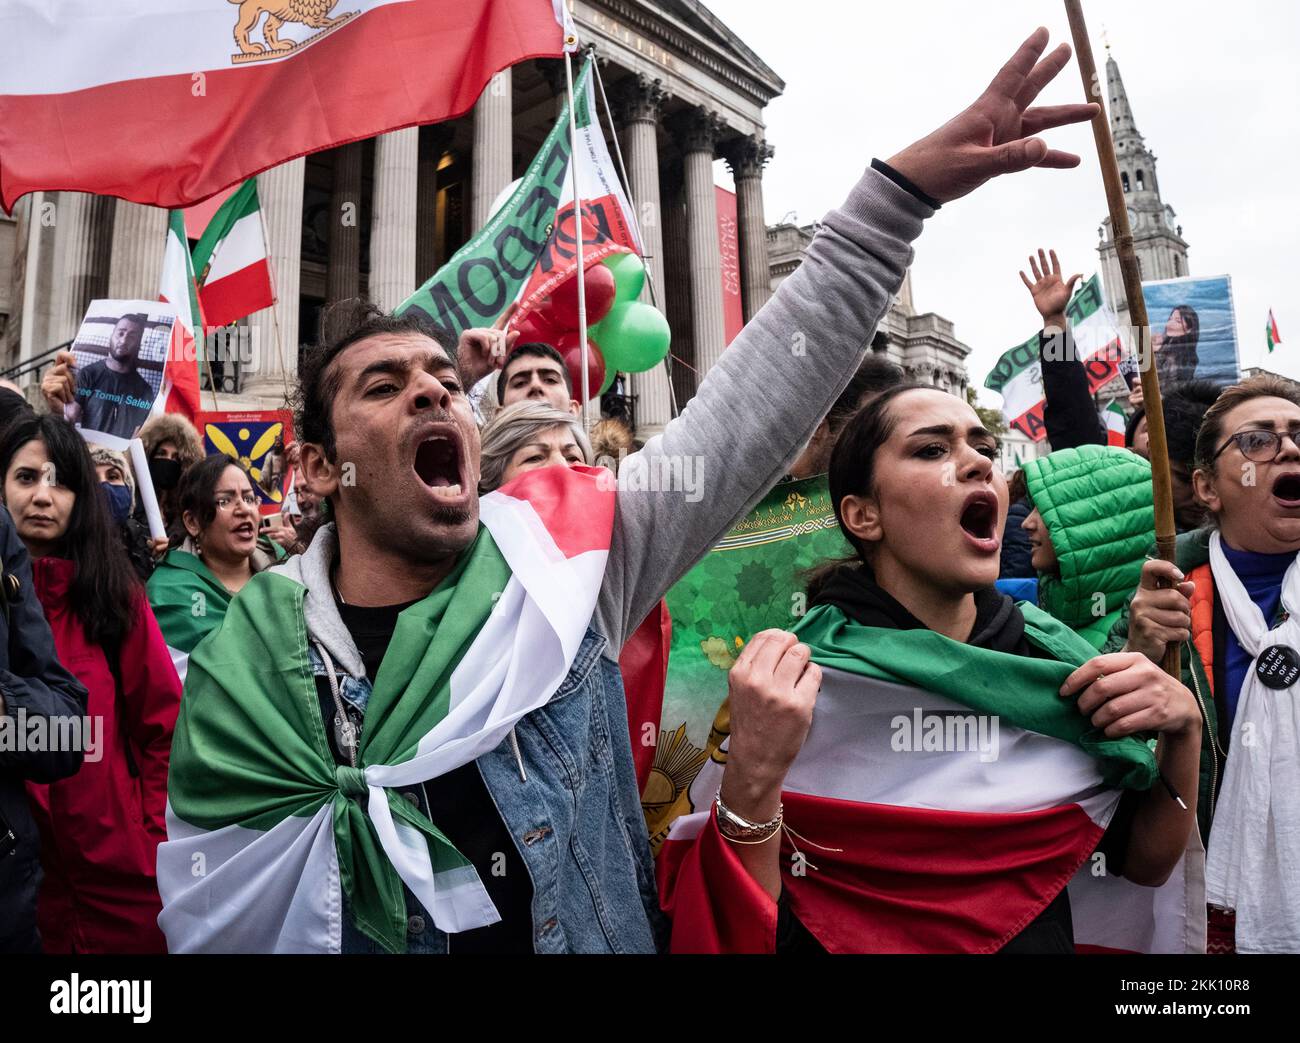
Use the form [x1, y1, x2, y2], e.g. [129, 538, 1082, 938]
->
[1121, 171, 1130, 192]
[1174, 255, 1182, 277]
[1136, 170, 1146, 191]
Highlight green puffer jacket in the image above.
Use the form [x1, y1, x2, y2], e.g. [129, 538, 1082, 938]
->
[1021, 445, 1154, 649]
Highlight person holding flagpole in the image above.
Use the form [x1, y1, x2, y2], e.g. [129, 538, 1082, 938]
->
[158, 27, 1107, 954]
[1111, 373, 1300, 953]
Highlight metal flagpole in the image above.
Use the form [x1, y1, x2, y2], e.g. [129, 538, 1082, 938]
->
[590, 49, 679, 420]
[564, 49, 592, 430]
[1065, 0, 1179, 679]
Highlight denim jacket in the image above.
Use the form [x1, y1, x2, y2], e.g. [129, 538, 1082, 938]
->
[326, 630, 664, 954]
[283, 530, 666, 955]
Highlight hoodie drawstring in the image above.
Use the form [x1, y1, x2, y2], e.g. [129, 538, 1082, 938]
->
[315, 640, 358, 768]
[509, 727, 527, 783]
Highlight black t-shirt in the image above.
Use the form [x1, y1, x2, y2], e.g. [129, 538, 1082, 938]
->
[76, 360, 154, 438]
[316, 598, 534, 953]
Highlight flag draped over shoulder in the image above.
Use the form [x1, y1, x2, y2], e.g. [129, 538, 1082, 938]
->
[146, 550, 236, 683]
[658, 601, 1189, 954]
[0, 0, 573, 210]
[157, 465, 614, 953]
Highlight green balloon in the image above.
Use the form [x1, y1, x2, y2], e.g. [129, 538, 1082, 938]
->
[603, 252, 646, 303]
[591, 301, 670, 373]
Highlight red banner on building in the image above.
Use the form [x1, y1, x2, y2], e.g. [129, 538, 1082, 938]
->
[716, 186, 744, 346]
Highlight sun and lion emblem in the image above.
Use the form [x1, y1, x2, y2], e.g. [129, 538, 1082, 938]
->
[228, 1, 361, 64]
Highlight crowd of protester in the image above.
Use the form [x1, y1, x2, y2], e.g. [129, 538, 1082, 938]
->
[0, 28, 1295, 956]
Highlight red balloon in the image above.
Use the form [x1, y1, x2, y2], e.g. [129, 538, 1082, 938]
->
[543, 262, 617, 331]
[510, 309, 560, 349]
[556, 330, 606, 404]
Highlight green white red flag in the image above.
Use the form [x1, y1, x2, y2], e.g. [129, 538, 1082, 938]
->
[1268, 309, 1282, 353]
[159, 465, 615, 953]
[984, 275, 1123, 442]
[157, 211, 203, 424]
[1103, 400, 1127, 447]
[658, 602, 1206, 954]
[192, 180, 274, 329]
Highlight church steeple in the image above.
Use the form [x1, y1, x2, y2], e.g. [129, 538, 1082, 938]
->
[1106, 52, 1142, 153]
[1097, 48, 1190, 326]
[1106, 53, 1158, 200]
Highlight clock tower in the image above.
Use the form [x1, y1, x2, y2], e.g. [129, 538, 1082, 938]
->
[1097, 47, 1191, 329]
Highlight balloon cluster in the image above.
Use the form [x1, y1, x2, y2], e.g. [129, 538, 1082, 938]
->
[510, 253, 670, 400]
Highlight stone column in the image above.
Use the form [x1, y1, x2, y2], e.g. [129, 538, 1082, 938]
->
[471, 68, 513, 230]
[416, 125, 455, 285]
[248, 157, 305, 403]
[326, 141, 363, 304]
[369, 127, 419, 312]
[660, 172, 695, 407]
[724, 136, 775, 322]
[536, 58, 569, 119]
[674, 109, 727, 380]
[51, 192, 113, 344]
[613, 73, 671, 433]
[108, 201, 167, 300]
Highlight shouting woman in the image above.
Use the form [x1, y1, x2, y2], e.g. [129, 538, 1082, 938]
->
[660, 384, 1202, 953]
[147, 455, 284, 681]
[1110, 374, 1300, 953]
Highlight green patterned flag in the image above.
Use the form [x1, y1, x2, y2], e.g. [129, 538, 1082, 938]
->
[643, 475, 851, 851]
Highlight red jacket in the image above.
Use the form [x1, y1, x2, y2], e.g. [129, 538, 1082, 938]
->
[26, 556, 181, 953]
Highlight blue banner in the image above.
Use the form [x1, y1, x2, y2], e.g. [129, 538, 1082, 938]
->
[1142, 275, 1240, 388]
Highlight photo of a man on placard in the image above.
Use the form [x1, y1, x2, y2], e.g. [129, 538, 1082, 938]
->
[63, 305, 172, 440]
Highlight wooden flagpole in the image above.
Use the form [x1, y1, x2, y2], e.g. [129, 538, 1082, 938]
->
[1064, 0, 1180, 678]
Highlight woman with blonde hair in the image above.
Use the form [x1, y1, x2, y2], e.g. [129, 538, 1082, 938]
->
[478, 401, 593, 493]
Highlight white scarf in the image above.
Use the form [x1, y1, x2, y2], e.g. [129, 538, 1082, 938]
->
[1205, 531, 1300, 952]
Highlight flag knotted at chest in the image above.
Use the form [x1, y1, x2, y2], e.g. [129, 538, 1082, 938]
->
[659, 599, 1161, 954]
[158, 465, 614, 953]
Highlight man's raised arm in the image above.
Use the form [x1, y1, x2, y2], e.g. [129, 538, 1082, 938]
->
[597, 27, 1099, 652]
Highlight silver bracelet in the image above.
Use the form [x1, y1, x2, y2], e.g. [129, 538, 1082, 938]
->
[715, 794, 783, 843]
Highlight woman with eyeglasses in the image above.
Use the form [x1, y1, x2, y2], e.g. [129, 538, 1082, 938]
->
[147, 455, 284, 682]
[1109, 374, 1300, 953]
[0, 414, 180, 953]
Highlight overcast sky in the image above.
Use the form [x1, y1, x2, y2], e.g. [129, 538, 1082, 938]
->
[705, 0, 1300, 406]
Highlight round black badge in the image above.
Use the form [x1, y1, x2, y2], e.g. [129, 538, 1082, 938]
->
[1255, 644, 1300, 690]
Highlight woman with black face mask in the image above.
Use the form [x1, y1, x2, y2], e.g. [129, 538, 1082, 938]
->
[136, 413, 205, 532]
